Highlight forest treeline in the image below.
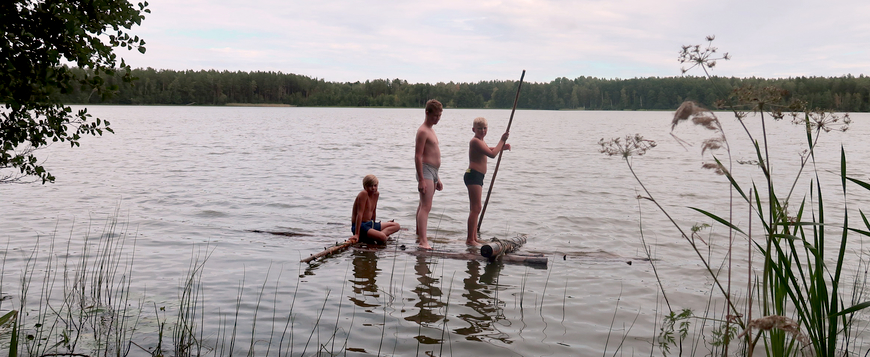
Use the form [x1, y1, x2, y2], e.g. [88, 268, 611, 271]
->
[58, 67, 870, 111]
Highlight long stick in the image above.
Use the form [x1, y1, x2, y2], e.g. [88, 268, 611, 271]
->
[300, 240, 354, 263]
[477, 70, 525, 235]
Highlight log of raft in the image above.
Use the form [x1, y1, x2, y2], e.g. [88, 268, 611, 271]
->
[407, 247, 547, 268]
[301, 234, 547, 268]
[301, 240, 354, 263]
[480, 235, 527, 258]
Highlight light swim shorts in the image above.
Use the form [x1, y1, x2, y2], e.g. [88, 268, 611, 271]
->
[419, 163, 440, 184]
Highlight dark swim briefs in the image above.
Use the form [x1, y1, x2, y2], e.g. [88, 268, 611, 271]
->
[464, 168, 485, 186]
[351, 220, 382, 242]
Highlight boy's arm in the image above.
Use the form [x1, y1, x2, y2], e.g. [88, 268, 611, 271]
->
[372, 194, 378, 221]
[471, 132, 510, 159]
[492, 132, 509, 154]
[351, 192, 367, 242]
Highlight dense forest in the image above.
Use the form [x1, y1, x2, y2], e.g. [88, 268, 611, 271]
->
[58, 67, 870, 111]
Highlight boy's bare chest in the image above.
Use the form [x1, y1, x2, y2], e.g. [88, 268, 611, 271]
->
[428, 132, 439, 145]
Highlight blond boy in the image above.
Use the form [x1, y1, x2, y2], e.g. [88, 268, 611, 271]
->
[465, 117, 509, 246]
[351, 174, 400, 244]
[414, 99, 443, 249]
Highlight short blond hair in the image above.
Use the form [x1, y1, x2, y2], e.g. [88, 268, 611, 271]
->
[362, 174, 378, 188]
[473, 117, 487, 129]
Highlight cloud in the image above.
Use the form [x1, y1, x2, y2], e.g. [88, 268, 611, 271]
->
[122, 0, 870, 83]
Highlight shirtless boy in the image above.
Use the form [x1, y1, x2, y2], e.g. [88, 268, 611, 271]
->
[465, 117, 509, 247]
[351, 174, 400, 244]
[414, 99, 443, 249]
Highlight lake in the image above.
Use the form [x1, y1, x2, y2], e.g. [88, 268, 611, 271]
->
[2, 106, 869, 356]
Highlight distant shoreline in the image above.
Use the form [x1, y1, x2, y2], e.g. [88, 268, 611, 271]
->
[51, 68, 870, 112]
[225, 103, 295, 107]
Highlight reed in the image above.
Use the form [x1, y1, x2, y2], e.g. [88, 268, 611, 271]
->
[601, 36, 868, 355]
[172, 244, 210, 357]
[2, 200, 649, 356]
[1, 214, 303, 357]
[0, 210, 141, 357]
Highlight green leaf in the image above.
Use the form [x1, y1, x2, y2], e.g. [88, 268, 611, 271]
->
[0, 310, 17, 327]
[831, 301, 870, 317]
[688, 207, 746, 235]
[846, 176, 870, 192]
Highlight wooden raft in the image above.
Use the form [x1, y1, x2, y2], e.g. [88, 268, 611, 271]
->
[301, 240, 353, 263]
[409, 234, 545, 267]
[301, 234, 547, 268]
[407, 248, 547, 268]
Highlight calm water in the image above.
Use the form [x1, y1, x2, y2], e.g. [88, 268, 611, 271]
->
[2, 106, 870, 355]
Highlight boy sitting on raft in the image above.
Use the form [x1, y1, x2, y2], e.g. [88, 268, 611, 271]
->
[351, 174, 400, 244]
[465, 117, 510, 247]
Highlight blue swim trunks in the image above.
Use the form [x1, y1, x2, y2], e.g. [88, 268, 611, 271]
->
[464, 168, 485, 186]
[351, 220, 381, 242]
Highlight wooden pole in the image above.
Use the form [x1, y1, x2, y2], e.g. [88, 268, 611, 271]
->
[477, 70, 525, 235]
[301, 240, 354, 263]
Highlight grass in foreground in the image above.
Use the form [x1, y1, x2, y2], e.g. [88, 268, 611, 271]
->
[601, 36, 868, 356]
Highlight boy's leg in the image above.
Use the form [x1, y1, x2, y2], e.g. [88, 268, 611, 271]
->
[466, 184, 483, 246]
[364, 221, 400, 245]
[381, 221, 400, 236]
[365, 229, 389, 244]
[416, 179, 436, 249]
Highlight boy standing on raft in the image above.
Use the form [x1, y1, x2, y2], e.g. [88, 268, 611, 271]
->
[415, 99, 443, 250]
[351, 174, 400, 244]
[465, 117, 509, 247]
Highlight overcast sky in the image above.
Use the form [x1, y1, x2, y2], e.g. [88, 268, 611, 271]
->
[122, 0, 870, 84]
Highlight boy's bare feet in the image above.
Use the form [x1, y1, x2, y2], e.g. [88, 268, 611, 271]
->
[417, 237, 432, 250]
[466, 240, 483, 248]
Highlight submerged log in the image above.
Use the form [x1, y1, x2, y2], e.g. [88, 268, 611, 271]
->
[480, 235, 527, 258]
[301, 240, 354, 263]
[250, 229, 312, 237]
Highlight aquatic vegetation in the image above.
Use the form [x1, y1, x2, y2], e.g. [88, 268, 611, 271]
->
[2, 214, 613, 356]
[603, 37, 868, 356]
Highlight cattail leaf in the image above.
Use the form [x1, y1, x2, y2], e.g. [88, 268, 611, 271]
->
[715, 157, 747, 200]
[831, 301, 870, 317]
[688, 207, 745, 235]
[845, 177, 870, 192]
[0, 310, 16, 327]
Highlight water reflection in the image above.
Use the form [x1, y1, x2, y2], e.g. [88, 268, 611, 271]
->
[405, 256, 446, 344]
[455, 260, 510, 342]
[349, 249, 380, 309]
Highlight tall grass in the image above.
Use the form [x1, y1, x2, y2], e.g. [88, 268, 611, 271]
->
[1, 209, 141, 357]
[0, 213, 347, 357]
[601, 36, 869, 355]
[2, 213, 617, 356]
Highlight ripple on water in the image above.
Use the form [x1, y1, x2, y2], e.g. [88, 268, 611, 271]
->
[4, 107, 870, 354]
[195, 209, 228, 217]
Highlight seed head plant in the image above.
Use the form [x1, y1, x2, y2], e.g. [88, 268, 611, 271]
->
[598, 134, 657, 159]
[603, 36, 869, 356]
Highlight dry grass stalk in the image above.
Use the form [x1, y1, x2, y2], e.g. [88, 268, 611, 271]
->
[671, 101, 729, 175]
[737, 315, 810, 346]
